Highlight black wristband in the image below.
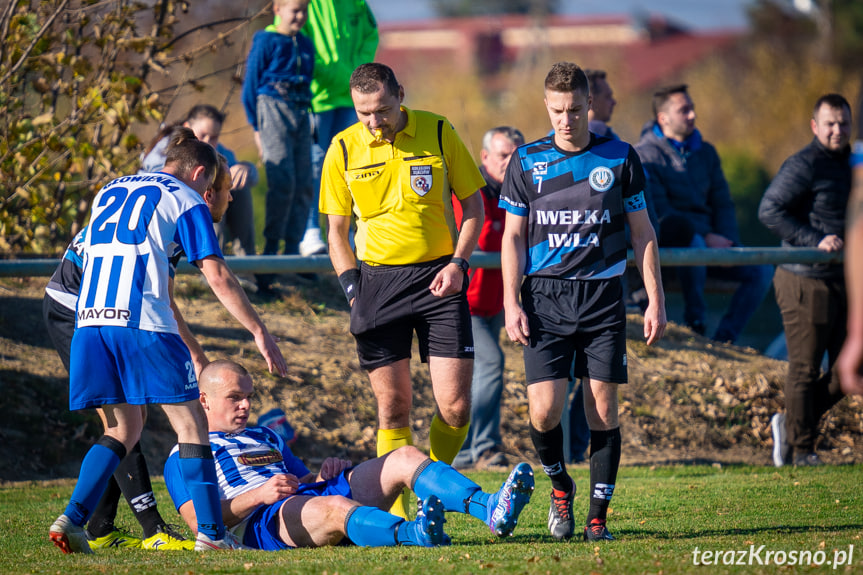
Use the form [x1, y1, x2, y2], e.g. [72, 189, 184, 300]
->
[338, 268, 360, 303]
[450, 257, 469, 273]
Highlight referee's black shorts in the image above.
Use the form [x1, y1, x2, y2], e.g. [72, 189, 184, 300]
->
[350, 256, 474, 371]
[521, 275, 627, 385]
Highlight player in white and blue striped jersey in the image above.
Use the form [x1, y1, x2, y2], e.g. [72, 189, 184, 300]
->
[43, 224, 197, 551]
[204, 426, 312, 502]
[49, 129, 288, 555]
[164, 360, 536, 550]
[43, 160, 232, 551]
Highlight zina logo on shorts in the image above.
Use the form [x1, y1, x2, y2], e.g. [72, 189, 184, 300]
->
[589, 166, 614, 192]
[410, 165, 433, 196]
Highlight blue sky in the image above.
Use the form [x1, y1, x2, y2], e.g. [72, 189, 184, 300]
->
[365, 0, 757, 31]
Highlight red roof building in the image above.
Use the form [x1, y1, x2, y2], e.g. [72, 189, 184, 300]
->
[375, 13, 740, 91]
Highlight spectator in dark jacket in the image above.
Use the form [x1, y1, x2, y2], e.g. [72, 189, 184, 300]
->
[635, 84, 772, 342]
[452, 126, 524, 470]
[758, 93, 853, 467]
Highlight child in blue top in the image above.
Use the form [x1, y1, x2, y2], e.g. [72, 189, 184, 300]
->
[242, 0, 315, 291]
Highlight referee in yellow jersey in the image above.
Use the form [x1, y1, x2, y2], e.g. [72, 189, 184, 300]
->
[321, 63, 485, 518]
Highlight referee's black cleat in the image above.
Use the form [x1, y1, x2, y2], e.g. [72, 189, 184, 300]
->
[584, 518, 615, 541]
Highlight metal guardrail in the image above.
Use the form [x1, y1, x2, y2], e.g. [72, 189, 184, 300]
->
[0, 247, 843, 278]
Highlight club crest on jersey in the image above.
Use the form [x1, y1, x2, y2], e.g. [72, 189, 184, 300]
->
[589, 166, 615, 192]
[410, 165, 433, 196]
[532, 162, 548, 176]
[238, 448, 283, 467]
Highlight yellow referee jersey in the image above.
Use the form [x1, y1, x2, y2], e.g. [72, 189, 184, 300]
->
[320, 106, 484, 265]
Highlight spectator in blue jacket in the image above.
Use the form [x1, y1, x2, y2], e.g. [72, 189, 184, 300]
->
[635, 84, 772, 343]
[243, 0, 315, 293]
[759, 93, 852, 467]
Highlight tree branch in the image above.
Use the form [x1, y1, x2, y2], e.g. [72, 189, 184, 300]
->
[0, 0, 71, 86]
[161, 16, 251, 51]
[0, 0, 19, 65]
[159, 6, 270, 66]
[153, 62, 244, 95]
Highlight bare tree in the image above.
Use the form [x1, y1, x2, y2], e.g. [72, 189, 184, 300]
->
[0, 0, 270, 253]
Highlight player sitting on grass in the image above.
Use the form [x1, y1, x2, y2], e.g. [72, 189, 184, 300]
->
[164, 360, 535, 549]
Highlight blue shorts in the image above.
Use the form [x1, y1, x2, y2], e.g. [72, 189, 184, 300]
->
[68, 326, 197, 410]
[241, 470, 354, 551]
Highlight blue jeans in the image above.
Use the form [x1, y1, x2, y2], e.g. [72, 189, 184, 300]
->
[307, 107, 359, 232]
[454, 312, 505, 466]
[258, 95, 313, 255]
[677, 234, 774, 342]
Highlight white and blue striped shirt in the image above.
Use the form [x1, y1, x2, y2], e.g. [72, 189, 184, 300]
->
[77, 172, 222, 333]
[164, 427, 311, 508]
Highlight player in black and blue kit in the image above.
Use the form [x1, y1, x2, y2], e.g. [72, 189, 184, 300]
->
[500, 62, 666, 542]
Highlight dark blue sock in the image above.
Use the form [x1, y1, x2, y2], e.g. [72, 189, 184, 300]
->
[64, 437, 125, 526]
[344, 506, 402, 547]
[411, 460, 488, 521]
[178, 443, 223, 540]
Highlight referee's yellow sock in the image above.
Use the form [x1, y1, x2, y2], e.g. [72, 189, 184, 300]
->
[428, 414, 469, 465]
[377, 427, 413, 519]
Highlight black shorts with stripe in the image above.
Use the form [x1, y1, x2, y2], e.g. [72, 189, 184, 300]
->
[521, 275, 627, 385]
[350, 256, 474, 370]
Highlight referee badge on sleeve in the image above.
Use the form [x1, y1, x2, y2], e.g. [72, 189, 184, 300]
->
[410, 165, 433, 196]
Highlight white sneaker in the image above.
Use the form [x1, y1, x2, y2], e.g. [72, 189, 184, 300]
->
[771, 412, 790, 467]
[299, 228, 327, 256]
[194, 530, 250, 551]
[49, 514, 94, 554]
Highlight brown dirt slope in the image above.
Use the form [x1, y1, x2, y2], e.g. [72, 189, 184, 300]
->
[1, 274, 860, 483]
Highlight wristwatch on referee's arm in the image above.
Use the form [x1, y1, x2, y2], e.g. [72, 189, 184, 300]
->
[450, 257, 470, 273]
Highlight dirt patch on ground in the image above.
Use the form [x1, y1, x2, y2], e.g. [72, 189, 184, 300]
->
[1, 273, 860, 483]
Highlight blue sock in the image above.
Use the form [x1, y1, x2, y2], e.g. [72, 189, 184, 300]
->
[411, 460, 489, 521]
[344, 506, 403, 547]
[178, 443, 223, 540]
[64, 442, 123, 526]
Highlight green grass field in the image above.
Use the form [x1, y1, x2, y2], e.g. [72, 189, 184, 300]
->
[2, 464, 861, 574]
